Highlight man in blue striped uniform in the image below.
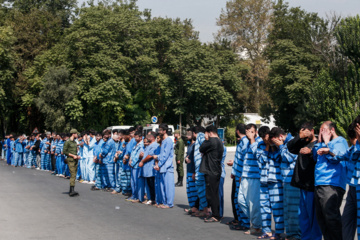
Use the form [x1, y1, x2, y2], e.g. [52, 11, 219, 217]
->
[100, 131, 117, 190]
[228, 123, 250, 230]
[312, 121, 348, 240]
[40, 133, 50, 170]
[154, 123, 174, 209]
[14, 136, 25, 167]
[219, 140, 226, 219]
[23, 136, 30, 167]
[55, 135, 65, 176]
[350, 121, 360, 240]
[237, 124, 262, 235]
[91, 132, 105, 190]
[257, 126, 284, 239]
[112, 131, 126, 194]
[184, 128, 198, 214]
[270, 127, 300, 240]
[139, 132, 159, 205]
[192, 126, 209, 217]
[6, 134, 12, 165]
[122, 127, 137, 197]
[154, 134, 163, 206]
[128, 131, 145, 202]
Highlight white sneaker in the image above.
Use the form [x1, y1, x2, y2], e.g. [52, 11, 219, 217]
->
[83, 181, 89, 183]
[145, 200, 152, 205]
[36, 167, 40, 170]
[88, 181, 94, 184]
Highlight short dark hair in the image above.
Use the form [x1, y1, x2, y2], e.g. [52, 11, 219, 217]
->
[300, 122, 313, 131]
[147, 132, 156, 139]
[159, 123, 168, 132]
[269, 127, 286, 139]
[119, 130, 126, 135]
[348, 123, 356, 139]
[245, 123, 257, 131]
[113, 130, 118, 134]
[192, 126, 205, 134]
[135, 125, 143, 132]
[186, 128, 192, 132]
[128, 127, 136, 132]
[89, 129, 95, 135]
[102, 129, 111, 135]
[205, 125, 218, 134]
[236, 123, 246, 135]
[134, 131, 142, 137]
[258, 126, 270, 139]
[354, 115, 360, 125]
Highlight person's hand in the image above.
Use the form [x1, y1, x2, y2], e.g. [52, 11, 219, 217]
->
[185, 157, 190, 164]
[321, 128, 331, 144]
[300, 147, 312, 155]
[154, 165, 160, 171]
[230, 174, 234, 179]
[55, 153, 58, 156]
[139, 162, 144, 168]
[204, 132, 209, 141]
[246, 129, 256, 141]
[77, 155, 81, 160]
[227, 159, 233, 166]
[99, 153, 102, 158]
[153, 155, 158, 160]
[318, 131, 323, 143]
[79, 142, 84, 147]
[239, 177, 242, 183]
[317, 148, 330, 156]
[272, 138, 283, 147]
[123, 159, 126, 164]
[139, 152, 144, 158]
[192, 173, 195, 181]
[46, 142, 50, 145]
[177, 160, 180, 164]
[355, 123, 360, 142]
[124, 155, 129, 160]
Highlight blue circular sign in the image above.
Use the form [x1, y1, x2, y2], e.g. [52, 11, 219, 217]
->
[151, 116, 158, 124]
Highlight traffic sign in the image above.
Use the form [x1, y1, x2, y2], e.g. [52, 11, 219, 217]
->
[151, 116, 158, 124]
[32, 127, 39, 134]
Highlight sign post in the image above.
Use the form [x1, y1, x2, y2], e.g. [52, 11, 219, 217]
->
[151, 116, 158, 124]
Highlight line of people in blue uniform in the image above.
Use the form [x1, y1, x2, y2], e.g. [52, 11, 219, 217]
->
[181, 119, 360, 240]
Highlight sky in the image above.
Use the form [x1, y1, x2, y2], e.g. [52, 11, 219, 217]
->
[135, 0, 360, 43]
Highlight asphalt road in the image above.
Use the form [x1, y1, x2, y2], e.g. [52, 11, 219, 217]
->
[0, 152, 265, 240]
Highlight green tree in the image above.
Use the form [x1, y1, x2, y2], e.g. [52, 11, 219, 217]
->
[35, 66, 76, 132]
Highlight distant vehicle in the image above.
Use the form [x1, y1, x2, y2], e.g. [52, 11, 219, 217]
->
[143, 124, 175, 143]
[106, 125, 132, 137]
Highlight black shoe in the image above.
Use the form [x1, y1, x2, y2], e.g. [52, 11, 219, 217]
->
[91, 186, 100, 191]
[175, 181, 183, 187]
[69, 186, 79, 197]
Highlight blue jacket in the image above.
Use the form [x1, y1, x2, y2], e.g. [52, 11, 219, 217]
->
[194, 132, 205, 175]
[40, 138, 49, 154]
[142, 141, 159, 177]
[313, 136, 348, 190]
[129, 141, 144, 169]
[15, 138, 25, 153]
[55, 140, 64, 155]
[239, 136, 262, 179]
[349, 141, 360, 186]
[94, 139, 104, 160]
[221, 145, 227, 179]
[101, 138, 116, 164]
[231, 136, 249, 178]
[278, 134, 297, 183]
[83, 137, 96, 158]
[158, 137, 174, 173]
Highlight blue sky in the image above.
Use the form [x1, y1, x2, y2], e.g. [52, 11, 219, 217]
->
[135, 0, 360, 42]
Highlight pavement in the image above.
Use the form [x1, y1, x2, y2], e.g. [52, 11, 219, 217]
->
[0, 152, 263, 240]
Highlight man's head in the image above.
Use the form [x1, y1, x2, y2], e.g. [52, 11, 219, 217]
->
[102, 129, 111, 141]
[156, 133, 162, 144]
[269, 127, 286, 143]
[146, 131, 156, 143]
[158, 123, 168, 138]
[299, 122, 315, 141]
[135, 125, 143, 133]
[113, 130, 118, 136]
[69, 129, 79, 139]
[348, 123, 356, 145]
[191, 126, 205, 140]
[143, 138, 149, 147]
[129, 127, 136, 138]
[236, 123, 246, 139]
[95, 133, 102, 142]
[245, 124, 257, 139]
[174, 130, 180, 139]
[46, 132, 51, 139]
[113, 134, 119, 142]
[134, 131, 142, 143]
[258, 126, 270, 142]
[205, 125, 218, 139]
[119, 130, 125, 140]
[186, 128, 193, 141]
[320, 121, 337, 140]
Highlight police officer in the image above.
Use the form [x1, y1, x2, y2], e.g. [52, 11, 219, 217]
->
[63, 129, 81, 197]
[174, 130, 184, 187]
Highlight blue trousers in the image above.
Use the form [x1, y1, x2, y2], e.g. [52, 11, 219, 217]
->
[6, 149, 12, 165]
[219, 177, 224, 218]
[80, 159, 87, 181]
[56, 155, 65, 175]
[40, 153, 46, 170]
[130, 168, 145, 201]
[27, 151, 36, 168]
[342, 186, 356, 240]
[195, 173, 207, 210]
[24, 152, 29, 166]
[299, 189, 322, 240]
[260, 182, 284, 234]
[45, 153, 51, 170]
[234, 177, 250, 228]
[95, 163, 102, 189]
[14, 152, 23, 167]
[87, 157, 95, 181]
[102, 163, 115, 189]
[160, 171, 175, 207]
[186, 172, 198, 208]
[238, 178, 262, 229]
[355, 186, 360, 240]
[1, 149, 4, 159]
[283, 182, 301, 238]
[120, 167, 131, 194]
[155, 171, 163, 205]
[76, 162, 81, 180]
[114, 162, 122, 193]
